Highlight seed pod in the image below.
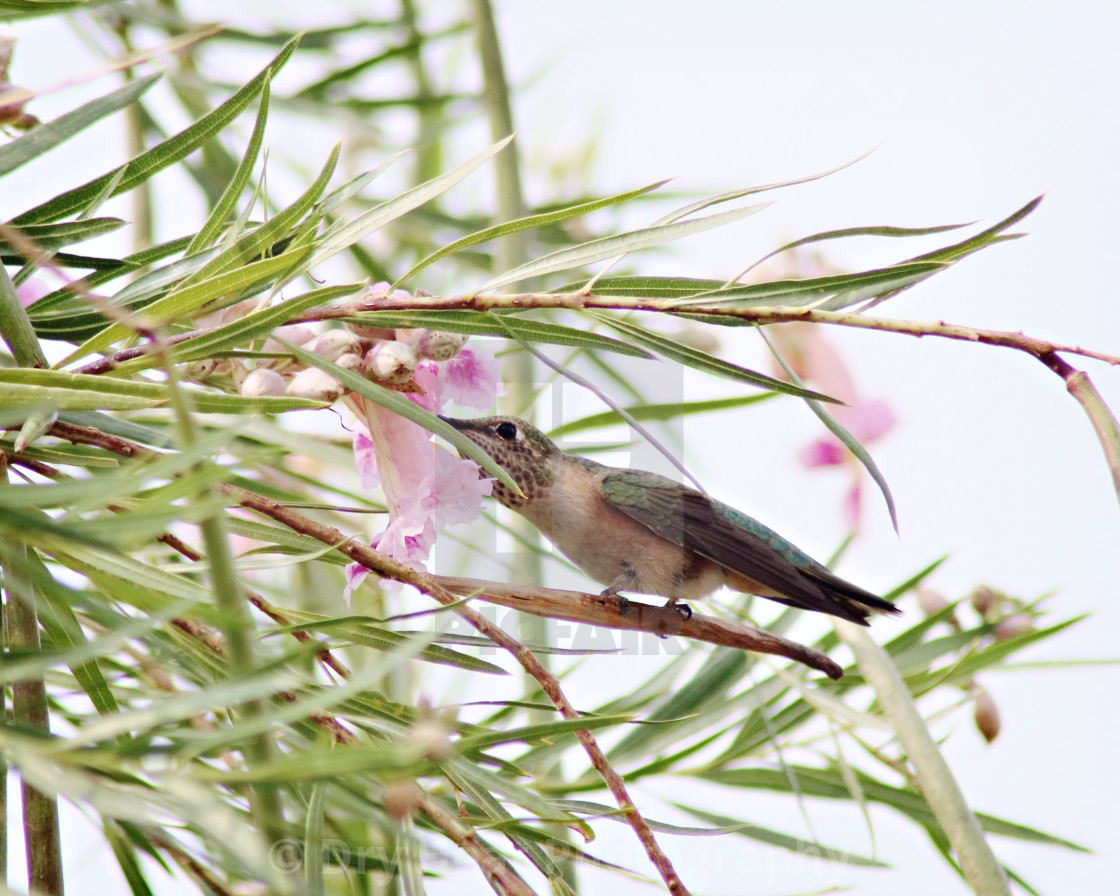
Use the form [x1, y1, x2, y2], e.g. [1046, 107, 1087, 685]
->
[973, 686, 1001, 743]
[286, 367, 345, 403]
[239, 367, 287, 397]
[307, 329, 361, 362]
[366, 340, 417, 385]
[415, 329, 467, 361]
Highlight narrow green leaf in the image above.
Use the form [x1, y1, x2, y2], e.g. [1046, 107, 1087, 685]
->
[62, 247, 309, 364]
[478, 202, 771, 292]
[301, 136, 515, 272]
[187, 80, 271, 254]
[0, 218, 127, 254]
[392, 178, 671, 288]
[13, 38, 299, 225]
[673, 802, 887, 866]
[549, 394, 776, 437]
[588, 311, 842, 402]
[111, 282, 367, 374]
[341, 308, 652, 358]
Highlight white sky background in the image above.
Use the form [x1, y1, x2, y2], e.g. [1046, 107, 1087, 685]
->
[5, 1, 1120, 894]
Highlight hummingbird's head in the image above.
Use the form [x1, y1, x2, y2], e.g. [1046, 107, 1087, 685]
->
[439, 415, 561, 508]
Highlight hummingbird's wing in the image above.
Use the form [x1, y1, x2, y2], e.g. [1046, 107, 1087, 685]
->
[601, 470, 897, 624]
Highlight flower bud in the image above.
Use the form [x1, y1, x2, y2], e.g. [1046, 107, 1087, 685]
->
[969, 585, 1003, 619]
[973, 686, 1001, 743]
[994, 613, 1035, 641]
[415, 329, 467, 361]
[366, 340, 417, 385]
[259, 325, 316, 370]
[915, 587, 949, 617]
[286, 367, 345, 403]
[345, 321, 397, 341]
[307, 329, 361, 362]
[405, 718, 452, 761]
[383, 780, 423, 820]
[336, 352, 364, 374]
[239, 367, 287, 397]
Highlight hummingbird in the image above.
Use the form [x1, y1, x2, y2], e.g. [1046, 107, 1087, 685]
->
[440, 415, 899, 625]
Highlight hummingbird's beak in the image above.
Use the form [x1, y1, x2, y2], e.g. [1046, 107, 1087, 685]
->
[438, 415, 466, 430]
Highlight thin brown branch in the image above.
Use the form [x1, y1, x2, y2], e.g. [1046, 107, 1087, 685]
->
[414, 788, 537, 896]
[287, 292, 1120, 367]
[45, 419, 692, 896]
[435, 575, 842, 679]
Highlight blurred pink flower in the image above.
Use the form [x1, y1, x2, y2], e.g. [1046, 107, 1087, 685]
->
[15, 279, 49, 308]
[770, 322, 897, 530]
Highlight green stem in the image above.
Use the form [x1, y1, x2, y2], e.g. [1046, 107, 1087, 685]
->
[836, 621, 1011, 895]
[1, 457, 65, 895]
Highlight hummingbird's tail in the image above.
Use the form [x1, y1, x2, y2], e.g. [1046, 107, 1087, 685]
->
[790, 567, 900, 625]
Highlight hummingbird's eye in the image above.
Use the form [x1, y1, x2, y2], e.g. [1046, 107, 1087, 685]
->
[496, 421, 518, 441]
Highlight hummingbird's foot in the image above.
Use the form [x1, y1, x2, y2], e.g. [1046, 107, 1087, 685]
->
[617, 594, 631, 615]
[665, 600, 692, 621]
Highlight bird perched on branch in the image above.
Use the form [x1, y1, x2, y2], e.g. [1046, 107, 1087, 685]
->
[441, 415, 899, 625]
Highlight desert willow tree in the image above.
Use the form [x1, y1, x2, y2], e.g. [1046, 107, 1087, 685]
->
[0, 3, 1110, 896]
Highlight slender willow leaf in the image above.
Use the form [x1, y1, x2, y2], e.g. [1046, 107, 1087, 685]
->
[187, 81, 271, 254]
[13, 38, 299, 225]
[111, 282, 367, 374]
[392, 178, 671, 288]
[549, 393, 776, 437]
[478, 202, 771, 292]
[180, 143, 339, 290]
[300, 136, 515, 272]
[672, 802, 886, 867]
[63, 247, 309, 364]
[0, 368, 324, 413]
[0, 218, 126, 254]
[702, 766, 1088, 851]
[340, 309, 651, 358]
[587, 311, 841, 402]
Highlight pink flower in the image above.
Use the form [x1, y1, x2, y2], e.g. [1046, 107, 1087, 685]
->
[408, 345, 505, 414]
[771, 323, 897, 530]
[344, 334, 503, 602]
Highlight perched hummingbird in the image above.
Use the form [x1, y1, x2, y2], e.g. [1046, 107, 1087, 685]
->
[441, 415, 899, 625]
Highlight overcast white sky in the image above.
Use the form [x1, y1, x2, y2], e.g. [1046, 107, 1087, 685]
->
[5, 2, 1120, 894]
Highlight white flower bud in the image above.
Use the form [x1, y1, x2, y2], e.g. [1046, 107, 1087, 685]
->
[366, 340, 417, 385]
[336, 352, 364, 374]
[239, 367, 287, 397]
[286, 367, 345, 403]
[307, 329, 362, 362]
[415, 329, 467, 361]
[260, 325, 316, 369]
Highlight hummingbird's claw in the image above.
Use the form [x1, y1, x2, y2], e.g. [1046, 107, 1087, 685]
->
[665, 600, 692, 621]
